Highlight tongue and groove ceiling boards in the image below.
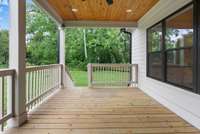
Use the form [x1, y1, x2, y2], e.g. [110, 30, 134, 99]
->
[47, 0, 158, 21]
[36, 0, 159, 27]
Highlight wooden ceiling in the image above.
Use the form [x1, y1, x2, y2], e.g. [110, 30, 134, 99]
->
[47, 0, 159, 22]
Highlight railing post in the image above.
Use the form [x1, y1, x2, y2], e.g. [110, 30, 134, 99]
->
[8, 0, 27, 127]
[135, 64, 138, 85]
[129, 64, 133, 86]
[87, 64, 92, 87]
[60, 64, 64, 89]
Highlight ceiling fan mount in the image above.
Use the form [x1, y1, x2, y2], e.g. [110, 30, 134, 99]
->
[106, 0, 113, 6]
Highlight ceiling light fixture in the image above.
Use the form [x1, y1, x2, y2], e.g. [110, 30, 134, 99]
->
[106, 0, 113, 6]
[72, 8, 78, 12]
[126, 9, 132, 13]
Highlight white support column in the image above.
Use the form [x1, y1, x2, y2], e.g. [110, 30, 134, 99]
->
[9, 0, 27, 127]
[59, 27, 65, 65]
[59, 27, 74, 89]
[59, 27, 66, 88]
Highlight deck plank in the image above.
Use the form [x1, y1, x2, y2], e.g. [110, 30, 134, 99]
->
[2, 88, 200, 134]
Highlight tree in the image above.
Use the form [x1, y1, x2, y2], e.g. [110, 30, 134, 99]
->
[0, 30, 9, 67]
[0, 0, 130, 69]
[26, 2, 58, 65]
[65, 28, 130, 70]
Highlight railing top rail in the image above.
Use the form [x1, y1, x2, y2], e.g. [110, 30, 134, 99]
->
[88, 63, 138, 67]
[0, 69, 15, 77]
[26, 64, 62, 72]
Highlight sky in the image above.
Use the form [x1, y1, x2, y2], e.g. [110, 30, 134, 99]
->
[0, 0, 32, 30]
[0, 0, 9, 29]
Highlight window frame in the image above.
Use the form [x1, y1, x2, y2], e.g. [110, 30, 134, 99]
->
[146, 1, 198, 93]
[165, 47, 193, 89]
[196, 0, 200, 94]
[147, 22, 164, 81]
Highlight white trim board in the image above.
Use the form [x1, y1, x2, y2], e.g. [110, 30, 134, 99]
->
[64, 20, 137, 28]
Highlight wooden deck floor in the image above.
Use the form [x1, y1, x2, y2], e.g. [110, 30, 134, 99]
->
[3, 87, 200, 134]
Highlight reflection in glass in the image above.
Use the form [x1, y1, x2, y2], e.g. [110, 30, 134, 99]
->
[167, 49, 193, 88]
[165, 5, 193, 88]
[148, 23, 162, 52]
[148, 53, 162, 79]
[165, 6, 193, 49]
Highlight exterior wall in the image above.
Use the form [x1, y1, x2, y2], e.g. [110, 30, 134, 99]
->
[132, 0, 200, 129]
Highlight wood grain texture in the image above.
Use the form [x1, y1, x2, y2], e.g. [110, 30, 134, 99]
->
[47, 0, 159, 22]
[3, 87, 200, 134]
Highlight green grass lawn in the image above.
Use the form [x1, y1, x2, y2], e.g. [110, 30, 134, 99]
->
[70, 70, 130, 87]
[0, 65, 7, 69]
[70, 70, 88, 86]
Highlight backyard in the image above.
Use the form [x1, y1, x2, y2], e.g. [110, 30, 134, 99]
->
[70, 70, 88, 86]
[0, 0, 131, 89]
[70, 69, 130, 87]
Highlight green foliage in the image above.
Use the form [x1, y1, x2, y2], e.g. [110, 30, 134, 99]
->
[66, 28, 130, 70]
[26, 2, 58, 65]
[148, 27, 162, 52]
[0, 2, 130, 70]
[0, 30, 9, 68]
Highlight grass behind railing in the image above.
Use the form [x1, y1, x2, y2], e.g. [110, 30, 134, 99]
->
[70, 70, 88, 86]
[93, 71, 129, 81]
[70, 70, 129, 87]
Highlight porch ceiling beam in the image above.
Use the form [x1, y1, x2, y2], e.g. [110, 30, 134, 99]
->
[33, 0, 63, 25]
[64, 21, 138, 28]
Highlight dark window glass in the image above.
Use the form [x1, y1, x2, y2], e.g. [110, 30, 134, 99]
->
[165, 6, 193, 49]
[147, 22, 163, 79]
[166, 48, 193, 88]
[148, 53, 162, 79]
[165, 5, 193, 89]
[148, 23, 162, 52]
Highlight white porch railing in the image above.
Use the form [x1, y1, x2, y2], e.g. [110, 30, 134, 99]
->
[0, 69, 15, 131]
[25, 64, 62, 111]
[0, 64, 63, 131]
[87, 64, 138, 88]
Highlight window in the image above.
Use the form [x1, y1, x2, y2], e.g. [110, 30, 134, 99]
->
[148, 23, 162, 52]
[165, 6, 193, 88]
[166, 49, 193, 88]
[147, 23, 163, 80]
[147, 3, 197, 92]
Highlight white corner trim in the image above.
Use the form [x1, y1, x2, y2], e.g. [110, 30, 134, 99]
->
[64, 20, 137, 28]
[33, 0, 63, 25]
